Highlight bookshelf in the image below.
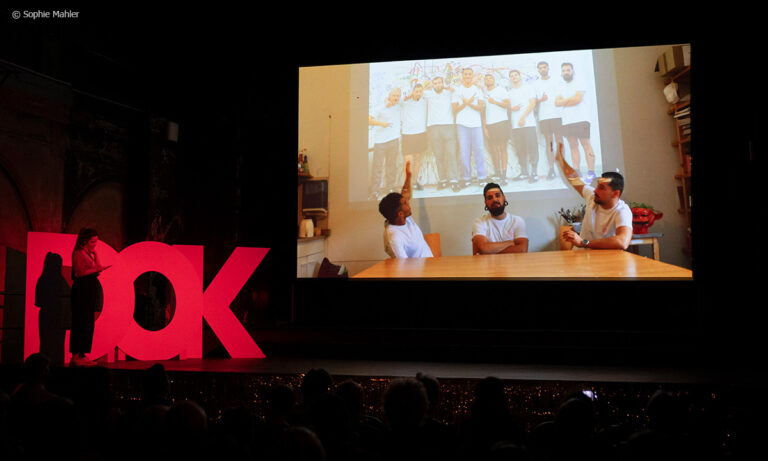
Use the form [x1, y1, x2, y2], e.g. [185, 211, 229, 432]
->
[666, 66, 691, 259]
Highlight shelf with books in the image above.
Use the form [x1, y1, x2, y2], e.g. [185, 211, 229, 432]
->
[666, 66, 691, 259]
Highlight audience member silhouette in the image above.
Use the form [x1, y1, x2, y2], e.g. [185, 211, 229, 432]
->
[336, 379, 387, 457]
[165, 399, 210, 458]
[381, 377, 433, 460]
[141, 362, 172, 407]
[621, 389, 692, 461]
[274, 425, 327, 461]
[0, 362, 739, 461]
[416, 372, 461, 460]
[551, 395, 597, 460]
[291, 368, 334, 427]
[460, 376, 526, 458]
[253, 383, 297, 460]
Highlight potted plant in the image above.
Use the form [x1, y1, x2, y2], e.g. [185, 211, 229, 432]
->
[556, 205, 585, 250]
[628, 202, 663, 235]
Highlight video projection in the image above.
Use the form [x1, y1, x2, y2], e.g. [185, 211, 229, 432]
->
[298, 42, 693, 281]
[362, 49, 602, 202]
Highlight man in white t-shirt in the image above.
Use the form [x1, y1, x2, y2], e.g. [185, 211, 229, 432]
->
[452, 68, 487, 187]
[508, 69, 539, 183]
[534, 61, 563, 180]
[369, 87, 403, 199]
[482, 74, 511, 184]
[402, 83, 428, 191]
[379, 161, 433, 258]
[472, 182, 529, 254]
[555, 62, 597, 185]
[424, 76, 461, 192]
[555, 143, 633, 250]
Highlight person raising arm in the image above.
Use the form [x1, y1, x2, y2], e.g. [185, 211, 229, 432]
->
[555, 143, 633, 250]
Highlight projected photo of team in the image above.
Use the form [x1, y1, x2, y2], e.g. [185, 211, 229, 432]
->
[367, 50, 603, 200]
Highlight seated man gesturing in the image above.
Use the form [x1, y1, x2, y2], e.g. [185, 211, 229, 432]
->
[378, 161, 433, 258]
[555, 143, 633, 250]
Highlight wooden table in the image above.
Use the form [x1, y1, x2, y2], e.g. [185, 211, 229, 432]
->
[353, 250, 693, 279]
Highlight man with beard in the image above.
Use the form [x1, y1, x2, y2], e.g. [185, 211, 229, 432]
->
[423, 76, 461, 192]
[482, 74, 511, 185]
[555, 62, 597, 184]
[508, 69, 539, 183]
[369, 86, 403, 199]
[453, 67, 488, 187]
[471, 183, 528, 254]
[379, 161, 434, 258]
[555, 143, 632, 250]
[402, 83, 428, 190]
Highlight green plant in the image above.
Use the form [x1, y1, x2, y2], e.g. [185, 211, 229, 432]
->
[557, 205, 586, 225]
[628, 201, 656, 211]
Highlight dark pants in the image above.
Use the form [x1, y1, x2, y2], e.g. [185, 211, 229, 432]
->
[371, 138, 400, 194]
[511, 126, 539, 175]
[70, 274, 99, 354]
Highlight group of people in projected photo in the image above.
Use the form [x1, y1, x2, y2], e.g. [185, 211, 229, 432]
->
[368, 56, 600, 201]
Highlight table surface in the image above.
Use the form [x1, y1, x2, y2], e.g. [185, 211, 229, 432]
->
[353, 250, 693, 279]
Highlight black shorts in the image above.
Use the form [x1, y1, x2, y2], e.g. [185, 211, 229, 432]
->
[561, 121, 591, 139]
[539, 118, 562, 139]
[402, 132, 427, 155]
[485, 121, 509, 144]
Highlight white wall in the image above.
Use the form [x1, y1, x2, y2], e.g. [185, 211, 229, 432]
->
[614, 45, 689, 268]
[298, 45, 691, 275]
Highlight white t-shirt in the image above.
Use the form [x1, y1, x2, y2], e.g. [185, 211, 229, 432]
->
[401, 97, 427, 135]
[384, 216, 434, 258]
[535, 76, 563, 121]
[372, 102, 402, 144]
[452, 84, 485, 128]
[579, 186, 633, 241]
[424, 88, 454, 127]
[557, 78, 591, 125]
[508, 84, 537, 129]
[484, 86, 509, 126]
[472, 213, 528, 243]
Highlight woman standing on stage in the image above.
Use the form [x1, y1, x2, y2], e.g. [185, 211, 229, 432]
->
[70, 228, 103, 366]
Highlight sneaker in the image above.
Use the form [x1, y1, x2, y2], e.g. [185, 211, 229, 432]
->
[584, 171, 597, 184]
[547, 168, 556, 180]
[511, 173, 529, 181]
[437, 180, 448, 190]
[451, 183, 463, 192]
[529, 174, 539, 183]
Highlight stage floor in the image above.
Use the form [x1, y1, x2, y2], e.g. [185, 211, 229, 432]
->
[96, 356, 757, 387]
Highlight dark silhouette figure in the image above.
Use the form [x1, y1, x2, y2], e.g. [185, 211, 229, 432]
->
[460, 376, 526, 459]
[382, 377, 433, 460]
[8, 353, 81, 460]
[254, 383, 296, 460]
[622, 389, 694, 461]
[274, 425, 326, 461]
[291, 368, 334, 428]
[35, 252, 69, 364]
[552, 395, 597, 461]
[336, 379, 388, 456]
[142, 362, 172, 407]
[416, 372, 461, 461]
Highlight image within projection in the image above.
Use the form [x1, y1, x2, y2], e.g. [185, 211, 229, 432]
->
[366, 49, 602, 201]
